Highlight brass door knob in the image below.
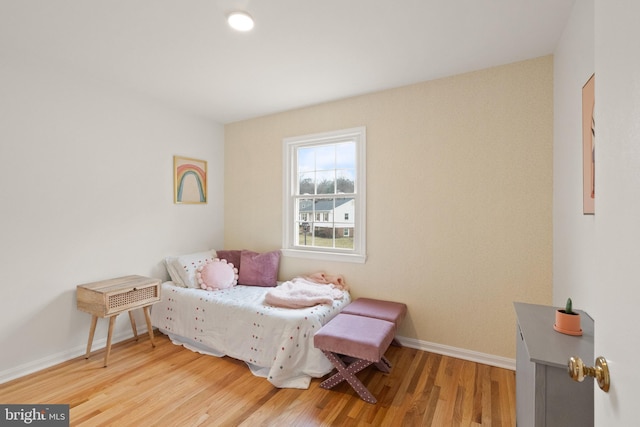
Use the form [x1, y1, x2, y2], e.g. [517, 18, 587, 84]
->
[568, 356, 610, 392]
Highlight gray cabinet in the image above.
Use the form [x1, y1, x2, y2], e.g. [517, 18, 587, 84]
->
[514, 302, 594, 427]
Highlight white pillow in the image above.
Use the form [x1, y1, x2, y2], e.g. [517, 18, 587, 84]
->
[164, 256, 183, 285]
[165, 250, 217, 288]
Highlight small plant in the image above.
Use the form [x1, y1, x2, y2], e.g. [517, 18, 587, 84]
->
[554, 297, 581, 335]
[564, 298, 574, 315]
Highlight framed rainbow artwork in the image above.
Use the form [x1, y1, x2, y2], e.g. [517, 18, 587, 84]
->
[173, 156, 207, 204]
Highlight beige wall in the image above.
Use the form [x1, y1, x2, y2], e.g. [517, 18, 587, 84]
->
[224, 56, 553, 359]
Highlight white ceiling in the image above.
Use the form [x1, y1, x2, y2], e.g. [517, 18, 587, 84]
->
[0, 0, 576, 124]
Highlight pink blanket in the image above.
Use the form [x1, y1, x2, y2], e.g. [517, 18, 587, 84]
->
[303, 272, 348, 290]
[265, 277, 347, 309]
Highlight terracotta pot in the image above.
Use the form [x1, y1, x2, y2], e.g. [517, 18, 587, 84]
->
[554, 310, 582, 336]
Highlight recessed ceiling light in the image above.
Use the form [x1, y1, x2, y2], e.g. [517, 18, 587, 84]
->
[228, 11, 254, 32]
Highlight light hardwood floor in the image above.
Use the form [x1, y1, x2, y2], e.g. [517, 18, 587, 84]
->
[0, 333, 515, 426]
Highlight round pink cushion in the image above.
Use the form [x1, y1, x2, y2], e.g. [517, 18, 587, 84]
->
[197, 259, 238, 291]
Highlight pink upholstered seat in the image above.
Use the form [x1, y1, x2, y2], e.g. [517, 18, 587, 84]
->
[314, 298, 408, 404]
[341, 298, 407, 330]
[314, 314, 395, 362]
[314, 313, 396, 404]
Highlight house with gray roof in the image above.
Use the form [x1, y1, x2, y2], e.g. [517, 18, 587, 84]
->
[298, 198, 354, 239]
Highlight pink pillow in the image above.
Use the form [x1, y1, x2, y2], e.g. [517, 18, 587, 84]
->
[238, 250, 281, 287]
[216, 250, 242, 271]
[196, 258, 238, 291]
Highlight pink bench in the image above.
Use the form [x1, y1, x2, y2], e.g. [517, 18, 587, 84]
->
[313, 298, 407, 404]
[341, 297, 407, 344]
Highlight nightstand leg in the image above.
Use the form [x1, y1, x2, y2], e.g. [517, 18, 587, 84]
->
[104, 316, 116, 367]
[143, 305, 155, 348]
[128, 311, 138, 340]
[85, 315, 98, 358]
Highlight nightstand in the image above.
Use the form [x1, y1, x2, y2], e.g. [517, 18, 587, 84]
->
[77, 275, 162, 367]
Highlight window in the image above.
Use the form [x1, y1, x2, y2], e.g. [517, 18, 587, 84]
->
[282, 127, 366, 263]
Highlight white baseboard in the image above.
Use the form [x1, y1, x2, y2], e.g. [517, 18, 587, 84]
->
[0, 328, 147, 385]
[396, 336, 516, 371]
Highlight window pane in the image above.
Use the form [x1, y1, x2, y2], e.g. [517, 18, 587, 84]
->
[336, 169, 355, 193]
[298, 172, 314, 195]
[335, 225, 354, 249]
[316, 170, 335, 194]
[297, 147, 315, 172]
[296, 198, 314, 246]
[335, 198, 354, 249]
[314, 198, 334, 214]
[313, 227, 335, 248]
[297, 220, 313, 246]
[297, 198, 313, 215]
[335, 142, 355, 169]
[315, 145, 336, 171]
[312, 197, 334, 248]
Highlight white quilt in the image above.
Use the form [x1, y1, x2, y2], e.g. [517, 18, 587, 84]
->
[150, 282, 350, 389]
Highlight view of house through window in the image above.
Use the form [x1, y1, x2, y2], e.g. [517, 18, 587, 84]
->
[283, 127, 366, 262]
[296, 141, 356, 249]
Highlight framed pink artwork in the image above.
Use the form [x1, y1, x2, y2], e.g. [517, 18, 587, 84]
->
[582, 74, 595, 215]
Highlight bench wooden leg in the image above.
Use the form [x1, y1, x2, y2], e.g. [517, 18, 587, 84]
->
[320, 351, 378, 404]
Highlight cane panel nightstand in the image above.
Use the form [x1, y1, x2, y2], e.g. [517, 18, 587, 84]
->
[77, 275, 162, 367]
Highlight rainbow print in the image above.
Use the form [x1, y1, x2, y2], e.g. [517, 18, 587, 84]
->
[174, 156, 207, 203]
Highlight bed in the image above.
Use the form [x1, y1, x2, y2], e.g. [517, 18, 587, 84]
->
[150, 281, 351, 389]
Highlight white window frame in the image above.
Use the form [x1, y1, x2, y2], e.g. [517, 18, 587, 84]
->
[282, 126, 366, 263]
